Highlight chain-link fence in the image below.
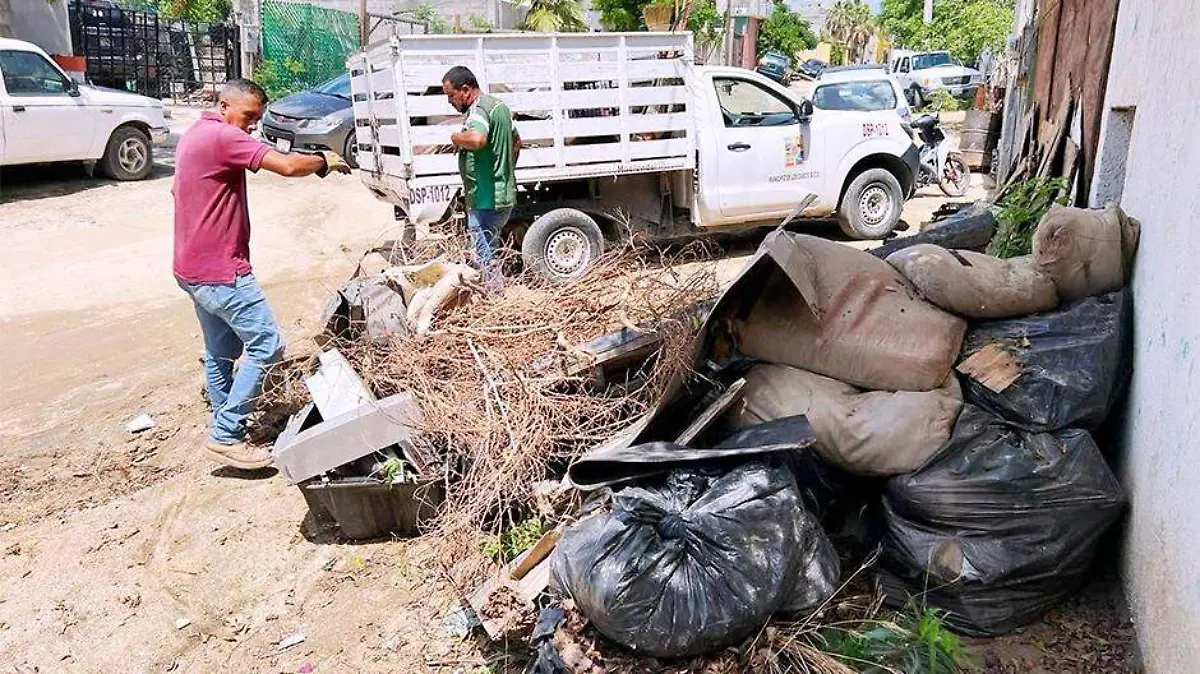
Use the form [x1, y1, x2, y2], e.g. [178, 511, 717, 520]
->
[257, 0, 360, 99]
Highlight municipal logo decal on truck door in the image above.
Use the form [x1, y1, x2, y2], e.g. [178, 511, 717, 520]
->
[785, 135, 807, 167]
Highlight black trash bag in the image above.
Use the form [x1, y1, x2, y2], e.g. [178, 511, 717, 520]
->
[958, 289, 1132, 432]
[715, 416, 866, 525]
[552, 461, 839, 658]
[878, 406, 1126, 636]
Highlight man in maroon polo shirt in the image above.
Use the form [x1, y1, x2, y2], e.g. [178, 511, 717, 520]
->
[174, 78, 350, 470]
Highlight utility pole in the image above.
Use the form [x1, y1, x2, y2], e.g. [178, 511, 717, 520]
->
[359, 0, 369, 46]
[923, 0, 933, 24]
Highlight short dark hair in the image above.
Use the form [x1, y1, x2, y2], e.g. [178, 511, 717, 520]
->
[443, 66, 479, 90]
[220, 78, 269, 105]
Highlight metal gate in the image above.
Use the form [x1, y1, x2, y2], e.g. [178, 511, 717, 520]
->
[68, 1, 240, 103]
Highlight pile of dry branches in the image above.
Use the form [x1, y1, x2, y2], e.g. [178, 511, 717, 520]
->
[338, 242, 722, 572]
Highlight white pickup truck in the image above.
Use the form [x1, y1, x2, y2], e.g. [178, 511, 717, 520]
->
[349, 33, 919, 280]
[0, 37, 169, 180]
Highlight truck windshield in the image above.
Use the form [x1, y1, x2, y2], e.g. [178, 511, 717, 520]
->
[912, 53, 954, 70]
[813, 81, 897, 111]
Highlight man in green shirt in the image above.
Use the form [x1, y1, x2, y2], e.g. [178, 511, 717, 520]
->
[443, 66, 520, 292]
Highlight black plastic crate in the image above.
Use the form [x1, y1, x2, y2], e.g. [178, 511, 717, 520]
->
[300, 476, 443, 540]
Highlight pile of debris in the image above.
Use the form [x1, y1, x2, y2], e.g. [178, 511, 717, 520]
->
[266, 200, 1140, 671]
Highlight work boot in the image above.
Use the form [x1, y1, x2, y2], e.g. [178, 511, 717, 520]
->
[204, 441, 273, 470]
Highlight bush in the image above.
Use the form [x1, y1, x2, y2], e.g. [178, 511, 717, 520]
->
[987, 177, 1070, 258]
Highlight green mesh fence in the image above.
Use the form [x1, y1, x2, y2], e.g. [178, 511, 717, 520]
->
[257, 1, 360, 99]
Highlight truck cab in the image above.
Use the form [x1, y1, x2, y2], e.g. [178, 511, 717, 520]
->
[888, 50, 982, 108]
[0, 37, 169, 180]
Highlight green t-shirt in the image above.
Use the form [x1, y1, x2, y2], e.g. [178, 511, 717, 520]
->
[458, 94, 518, 211]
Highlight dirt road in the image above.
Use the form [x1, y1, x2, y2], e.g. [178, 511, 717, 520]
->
[0, 107, 986, 672]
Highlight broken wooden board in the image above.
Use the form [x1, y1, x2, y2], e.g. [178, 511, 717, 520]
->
[509, 530, 562, 581]
[958, 343, 1025, 393]
[675, 378, 746, 446]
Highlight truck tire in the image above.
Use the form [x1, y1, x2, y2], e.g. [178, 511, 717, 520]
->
[99, 125, 153, 181]
[342, 131, 359, 169]
[837, 168, 904, 240]
[521, 208, 604, 282]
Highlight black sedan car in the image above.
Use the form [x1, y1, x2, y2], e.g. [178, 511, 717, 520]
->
[260, 73, 357, 167]
[797, 58, 827, 80]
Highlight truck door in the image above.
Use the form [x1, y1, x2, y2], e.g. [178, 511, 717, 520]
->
[0, 48, 95, 164]
[708, 76, 822, 221]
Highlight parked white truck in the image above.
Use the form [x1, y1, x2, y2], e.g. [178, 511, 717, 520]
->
[348, 33, 919, 280]
[0, 37, 169, 180]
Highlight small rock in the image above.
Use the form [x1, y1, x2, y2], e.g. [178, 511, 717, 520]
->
[174, 618, 191, 630]
[126, 414, 157, 434]
[278, 632, 306, 650]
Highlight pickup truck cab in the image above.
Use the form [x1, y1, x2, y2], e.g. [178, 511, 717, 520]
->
[350, 33, 919, 281]
[888, 50, 982, 108]
[0, 37, 169, 180]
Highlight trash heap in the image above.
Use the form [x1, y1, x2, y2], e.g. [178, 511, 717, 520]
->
[555, 201, 1139, 659]
[267, 201, 1140, 667]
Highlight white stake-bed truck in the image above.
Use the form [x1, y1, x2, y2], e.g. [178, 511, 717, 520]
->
[347, 32, 919, 280]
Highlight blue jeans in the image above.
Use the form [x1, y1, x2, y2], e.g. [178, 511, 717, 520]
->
[467, 208, 512, 285]
[178, 274, 284, 445]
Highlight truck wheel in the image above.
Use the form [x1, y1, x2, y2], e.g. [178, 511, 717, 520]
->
[521, 208, 604, 282]
[99, 126, 153, 180]
[837, 168, 904, 239]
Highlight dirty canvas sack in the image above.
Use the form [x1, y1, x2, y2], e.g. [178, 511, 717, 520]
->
[958, 289, 1131, 432]
[878, 406, 1126, 636]
[735, 233, 966, 391]
[1032, 204, 1140, 301]
[552, 461, 839, 658]
[886, 245, 1058, 319]
[728, 364, 962, 476]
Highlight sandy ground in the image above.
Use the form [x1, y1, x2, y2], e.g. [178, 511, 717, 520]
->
[0, 106, 992, 672]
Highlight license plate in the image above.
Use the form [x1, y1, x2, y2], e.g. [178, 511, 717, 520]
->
[275, 137, 292, 153]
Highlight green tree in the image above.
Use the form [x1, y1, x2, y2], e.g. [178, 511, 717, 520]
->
[520, 0, 588, 32]
[687, 0, 725, 56]
[411, 2, 452, 34]
[823, 0, 874, 64]
[880, 0, 1014, 65]
[128, 0, 230, 23]
[758, 0, 817, 58]
[593, 0, 652, 31]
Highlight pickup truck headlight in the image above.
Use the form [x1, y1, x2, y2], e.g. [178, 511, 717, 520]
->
[297, 115, 342, 133]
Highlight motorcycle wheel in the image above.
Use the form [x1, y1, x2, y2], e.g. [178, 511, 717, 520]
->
[939, 153, 971, 197]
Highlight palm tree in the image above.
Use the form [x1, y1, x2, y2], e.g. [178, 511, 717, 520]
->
[520, 0, 589, 32]
[824, 0, 875, 64]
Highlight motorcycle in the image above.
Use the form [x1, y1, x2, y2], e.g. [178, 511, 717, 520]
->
[910, 113, 971, 197]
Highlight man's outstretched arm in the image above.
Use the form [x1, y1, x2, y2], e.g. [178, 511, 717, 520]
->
[259, 150, 351, 177]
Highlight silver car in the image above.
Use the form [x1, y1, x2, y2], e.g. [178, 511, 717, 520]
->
[261, 73, 357, 166]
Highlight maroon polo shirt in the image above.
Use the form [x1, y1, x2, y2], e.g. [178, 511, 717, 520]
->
[172, 112, 270, 284]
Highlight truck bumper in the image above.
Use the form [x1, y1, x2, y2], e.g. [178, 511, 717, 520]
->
[150, 126, 170, 146]
[901, 142, 920, 198]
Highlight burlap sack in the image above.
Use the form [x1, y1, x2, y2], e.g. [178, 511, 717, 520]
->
[729, 364, 963, 476]
[1032, 204, 1140, 301]
[886, 245, 1058, 319]
[736, 233, 966, 392]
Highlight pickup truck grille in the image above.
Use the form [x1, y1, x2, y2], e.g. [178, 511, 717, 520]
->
[942, 76, 972, 85]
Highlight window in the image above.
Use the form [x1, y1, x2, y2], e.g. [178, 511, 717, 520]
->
[0, 50, 71, 96]
[912, 52, 954, 71]
[713, 78, 797, 128]
[813, 81, 898, 112]
[314, 73, 352, 100]
[898, 57, 910, 73]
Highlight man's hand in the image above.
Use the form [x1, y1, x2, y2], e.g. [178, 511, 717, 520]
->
[317, 151, 352, 177]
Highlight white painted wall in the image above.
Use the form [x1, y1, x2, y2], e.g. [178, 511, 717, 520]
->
[1089, 1, 1200, 672]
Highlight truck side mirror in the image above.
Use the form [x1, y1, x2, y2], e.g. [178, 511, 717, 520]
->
[67, 79, 81, 97]
[797, 99, 813, 120]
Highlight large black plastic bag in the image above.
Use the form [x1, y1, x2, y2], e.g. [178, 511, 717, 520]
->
[878, 406, 1126, 636]
[958, 289, 1131, 432]
[552, 461, 839, 658]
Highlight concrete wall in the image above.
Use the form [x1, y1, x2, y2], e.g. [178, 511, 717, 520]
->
[1089, 1, 1200, 671]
